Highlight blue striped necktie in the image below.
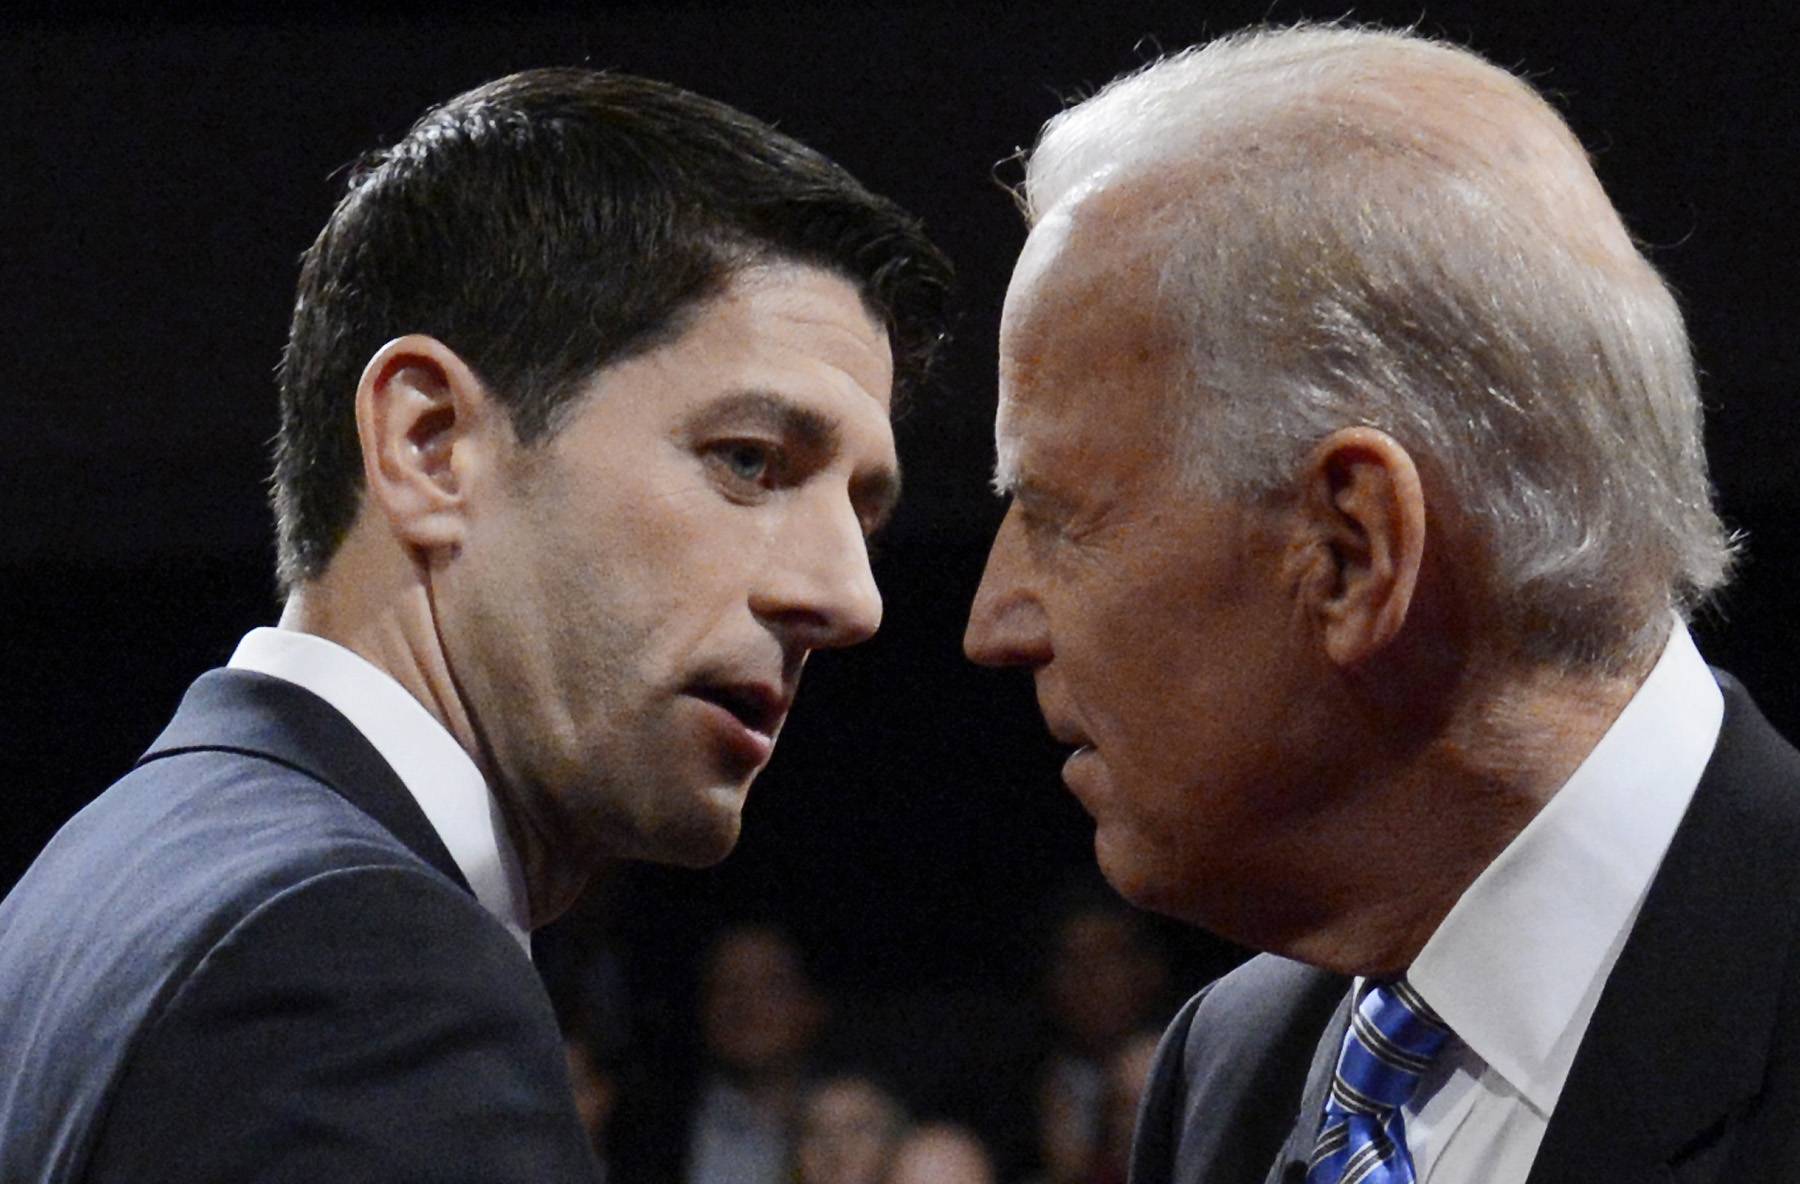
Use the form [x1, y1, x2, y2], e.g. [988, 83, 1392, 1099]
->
[1306, 978, 1451, 1184]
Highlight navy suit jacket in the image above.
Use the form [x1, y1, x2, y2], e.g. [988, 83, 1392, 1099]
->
[1130, 673, 1800, 1184]
[0, 669, 597, 1182]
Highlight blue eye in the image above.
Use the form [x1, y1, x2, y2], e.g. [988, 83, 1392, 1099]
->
[715, 441, 772, 483]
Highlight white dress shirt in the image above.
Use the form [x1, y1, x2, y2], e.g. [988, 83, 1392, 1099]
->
[228, 627, 533, 955]
[1385, 622, 1722, 1181]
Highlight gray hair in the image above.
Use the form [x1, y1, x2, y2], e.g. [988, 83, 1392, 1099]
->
[1020, 23, 1733, 671]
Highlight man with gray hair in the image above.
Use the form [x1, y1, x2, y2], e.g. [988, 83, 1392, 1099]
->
[964, 23, 1800, 1184]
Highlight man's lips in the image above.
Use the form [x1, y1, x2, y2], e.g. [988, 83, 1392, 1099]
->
[1044, 716, 1091, 749]
[1043, 717, 1096, 791]
[691, 681, 787, 735]
[687, 680, 791, 765]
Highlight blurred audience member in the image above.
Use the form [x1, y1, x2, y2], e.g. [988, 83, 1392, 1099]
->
[885, 1122, 996, 1184]
[1032, 890, 1171, 1183]
[1091, 1031, 1162, 1184]
[1033, 1064, 1093, 1184]
[686, 923, 828, 1184]
[535, 860, 637, 1071]
[562, 1026, 620, 1182]
[794, 1074, 910, 1184]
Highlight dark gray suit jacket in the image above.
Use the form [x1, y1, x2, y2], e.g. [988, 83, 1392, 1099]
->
[1131, 674, 1800, 1184]
[0, 669, 598, 1182]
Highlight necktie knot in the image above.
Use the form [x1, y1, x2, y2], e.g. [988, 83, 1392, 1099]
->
[1306, 978, 1451, 1184]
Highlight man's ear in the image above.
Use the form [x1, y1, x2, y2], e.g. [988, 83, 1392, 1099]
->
[1296, 426, 1427, 668]
[354, 335, 499, 559]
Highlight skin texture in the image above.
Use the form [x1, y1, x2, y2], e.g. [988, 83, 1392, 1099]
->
[965, 182, 1642, 975]
[967, 198, 1340, 939]
[287, 263, 897, 925]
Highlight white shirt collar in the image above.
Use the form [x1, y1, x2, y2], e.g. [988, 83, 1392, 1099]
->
[228, 626, 533, 955]
[1406, 621, 1722, 1113]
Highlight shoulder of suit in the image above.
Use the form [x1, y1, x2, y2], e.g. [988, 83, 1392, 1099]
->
[82, 862, 582, 1183]
[0, 749, 526, 1184]
[1170, 954, 1348, 1072]
[0, 747, 483, 1059]
[36, 744, 444, 921]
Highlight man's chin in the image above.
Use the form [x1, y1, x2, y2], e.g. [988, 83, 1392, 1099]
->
[1091, 824, 1184, 919]
[647, 787, 747, 868]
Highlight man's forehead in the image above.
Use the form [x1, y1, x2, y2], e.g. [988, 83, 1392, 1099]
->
[997, 186, 1176, 470]
[1005, 192, 1109, 332]
[723, 263, 895, 405]
[1005, 180, 1171, 347]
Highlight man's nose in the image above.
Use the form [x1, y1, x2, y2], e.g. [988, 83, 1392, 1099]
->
[964, 504, 1050, 667]
[753, 497, 883, 651]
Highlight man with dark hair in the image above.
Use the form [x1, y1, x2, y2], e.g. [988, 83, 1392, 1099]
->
[0, 68, 949, 1180]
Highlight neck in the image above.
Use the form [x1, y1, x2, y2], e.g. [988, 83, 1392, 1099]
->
[277, 524, 586, 927]
[279, 533, 474, 756]
[1269, 648, 1656, 977]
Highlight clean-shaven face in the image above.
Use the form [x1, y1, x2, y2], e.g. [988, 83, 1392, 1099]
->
[442, 263, 897, 888]
[965, 197, 1324, 925]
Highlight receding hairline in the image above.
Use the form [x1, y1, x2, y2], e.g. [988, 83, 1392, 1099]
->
[1023, 24, 1632, 259]
[1004, 19, 1664, 481]
[991, 187, 1173, 497]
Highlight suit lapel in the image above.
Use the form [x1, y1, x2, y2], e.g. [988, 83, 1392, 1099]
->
[1528, 676, 1800, 1184]
[1146, 955, 1351, 1184]
[1263, 990, 1353, 1184]
[139, 667, 474, 896]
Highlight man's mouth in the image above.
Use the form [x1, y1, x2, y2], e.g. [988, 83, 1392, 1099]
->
[689, 681, 787, 740]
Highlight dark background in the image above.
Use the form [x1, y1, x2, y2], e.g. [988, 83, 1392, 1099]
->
[5, 0, 1797, 1022]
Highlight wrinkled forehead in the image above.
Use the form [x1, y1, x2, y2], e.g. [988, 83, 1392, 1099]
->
[996, 184, 1178, 467]
[1001, 178, 1151, 350]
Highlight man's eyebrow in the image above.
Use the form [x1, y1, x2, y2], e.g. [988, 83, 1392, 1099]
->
[688, 388, 903, 535]
[991, 432, 1021, 497]
[683, 389, 838, 450]
[991, 460, 1017, 498]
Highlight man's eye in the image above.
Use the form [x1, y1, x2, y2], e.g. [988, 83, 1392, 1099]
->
[713, 441, 774, 484]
